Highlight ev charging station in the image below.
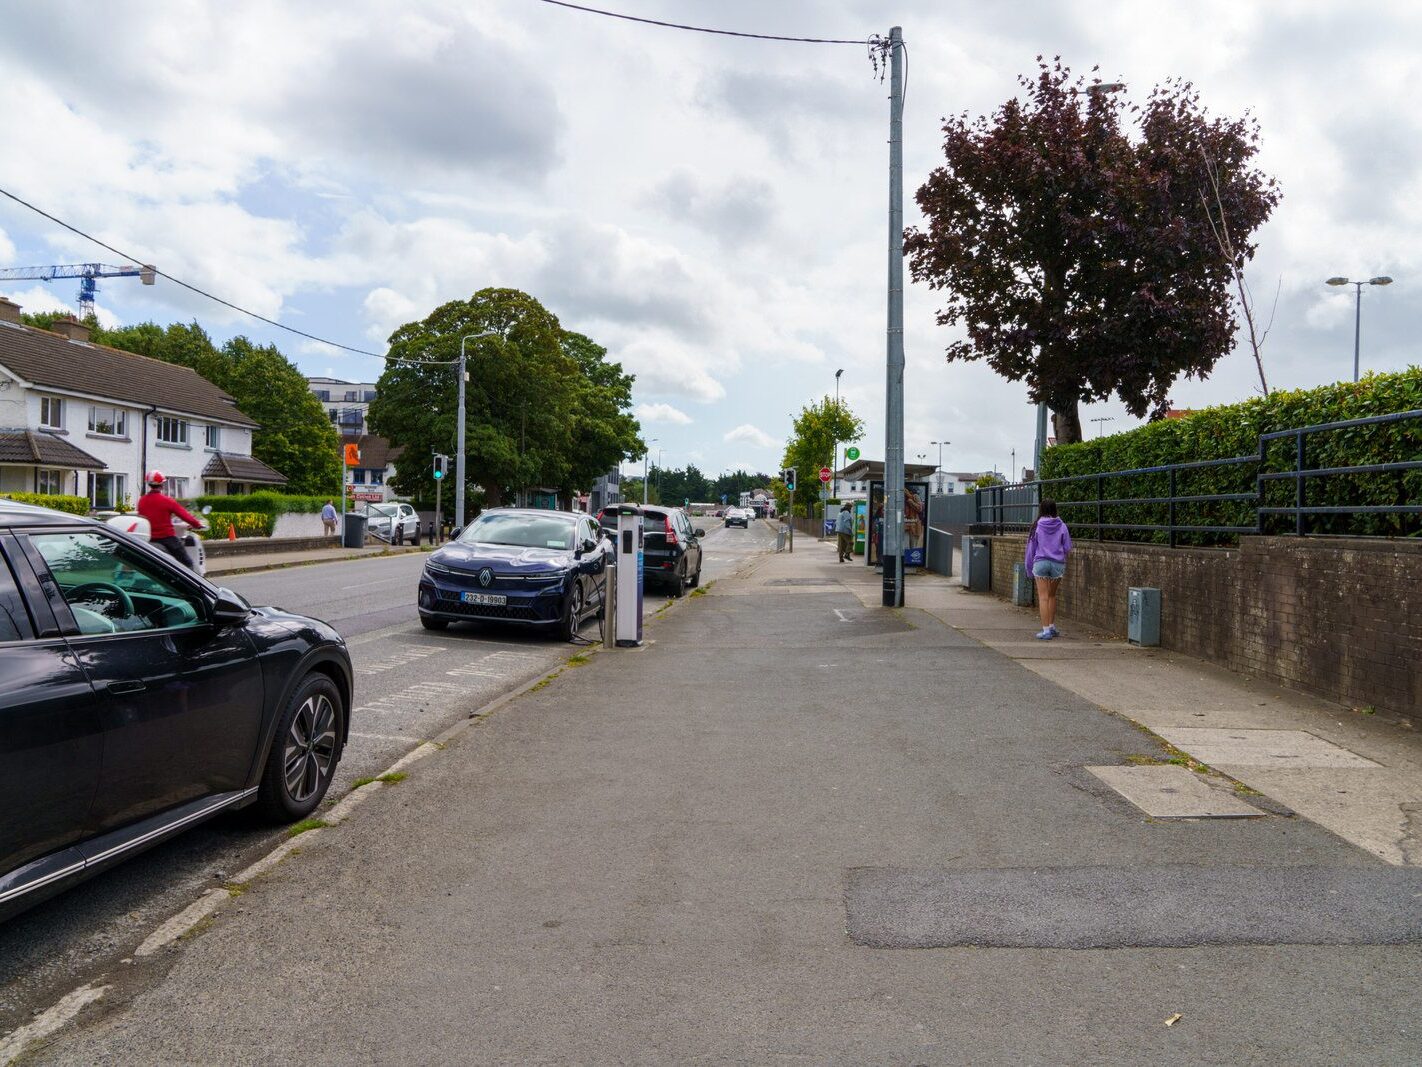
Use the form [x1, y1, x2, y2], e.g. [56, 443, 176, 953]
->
[610, 503, 644, 648]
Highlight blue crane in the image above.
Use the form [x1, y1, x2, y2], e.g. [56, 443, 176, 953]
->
[0, 262, 156, 317]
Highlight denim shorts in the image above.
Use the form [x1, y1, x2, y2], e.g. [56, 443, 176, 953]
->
[1032, 559, 1066, 579]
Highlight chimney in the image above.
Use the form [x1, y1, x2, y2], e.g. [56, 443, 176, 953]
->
[0, 297, 19, 324]
[50, 316, 91, 342]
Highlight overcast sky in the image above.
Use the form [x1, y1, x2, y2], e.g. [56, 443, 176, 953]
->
[1, 0, 1416, 483]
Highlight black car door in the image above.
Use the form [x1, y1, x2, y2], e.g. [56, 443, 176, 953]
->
[680, 512, 701, 576]
[20, 528, 266, 833]
[0, 535, 103, 880]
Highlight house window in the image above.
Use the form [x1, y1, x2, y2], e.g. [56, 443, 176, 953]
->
[90, 473, 128, 511]
[204, 481, 221, 496]
[88, 405, 126, 436]
[366, 468, 383, 486]
[328, 409, 340, 422]
[36, 469, 64, 495]
[363, 390, 377, 403]
[39, 396, 64, 429]
[166, 477, 189, 499]
[352, 469, 366, 485]
[205, 425, 220, 449]
[344, 390, 358, 402]
[314, 390, 330, 402]
[156, 416, 189, 445]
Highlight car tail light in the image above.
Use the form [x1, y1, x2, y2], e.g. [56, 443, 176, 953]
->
[663, 515, 678, 545]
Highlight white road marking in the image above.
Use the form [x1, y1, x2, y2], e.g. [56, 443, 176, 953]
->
[0, 983, 109, 1065]
[134, 889, 231, 958]
[342, 575, 411, 590]
[833, 609, 851, 622]
[350, 731, 418, 743]
[356, 645, 446, 676]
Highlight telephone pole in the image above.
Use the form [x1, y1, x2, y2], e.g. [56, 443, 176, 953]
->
[882, 25, 906, 608]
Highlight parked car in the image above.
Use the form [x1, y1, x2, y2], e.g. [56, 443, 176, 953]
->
[362, 502, 419, 541]
[419, 509, 609, 639]
[724, 507, 748, 529]
[0, 500, 352, 921]
[597, 505, 704, 596]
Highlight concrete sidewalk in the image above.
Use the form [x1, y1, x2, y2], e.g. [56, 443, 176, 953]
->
[790, 534, 1422, 866]
[31, 530, 1422, 1063]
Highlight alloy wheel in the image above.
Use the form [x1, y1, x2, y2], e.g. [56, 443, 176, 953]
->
[284, 693, 337, 803]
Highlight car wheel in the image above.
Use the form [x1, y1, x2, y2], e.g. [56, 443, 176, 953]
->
[558, 581, 585, 642]
[689, 565, 701, 588]
[255, 674, 343, 822]
[672, 570, 687, 598]
[420, 614, 448, 631]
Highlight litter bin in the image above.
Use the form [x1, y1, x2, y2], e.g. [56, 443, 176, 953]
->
[342, 512, 367, 549]
[966, 536, 991, 592]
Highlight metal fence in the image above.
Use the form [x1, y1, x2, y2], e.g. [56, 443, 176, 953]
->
[976, 408, 1422, 545]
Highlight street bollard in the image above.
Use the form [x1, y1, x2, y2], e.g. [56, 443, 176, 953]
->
[393, 523, 404, 546]
[603, 555, 617, 650]
[412, 522, 421, 547]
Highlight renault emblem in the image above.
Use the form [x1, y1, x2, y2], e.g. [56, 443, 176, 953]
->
[478, 567, 494, 588]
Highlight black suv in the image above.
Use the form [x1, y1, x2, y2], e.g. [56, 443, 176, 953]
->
[597, 505, 704, 596]
[0, 501, 352, 920]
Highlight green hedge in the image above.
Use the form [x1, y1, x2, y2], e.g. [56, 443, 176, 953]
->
[1, 492, 91, 515]
[1039, 368, 1422, 543]
[192, 491, 329, 517]
[200, 512, 275, 539]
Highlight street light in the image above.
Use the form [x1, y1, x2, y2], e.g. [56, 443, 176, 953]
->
[832, 368, 844, 499]
[456, 330, 498, 530]
[1090, 416, 1115, 438]
[643, 438, 658, 505]
[930, 439, 949, 490]
[1326, 275, 1394, 382]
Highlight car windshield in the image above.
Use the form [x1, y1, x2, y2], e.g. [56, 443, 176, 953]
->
[459, 512, 578, 550]
[365, 504, 397, 518]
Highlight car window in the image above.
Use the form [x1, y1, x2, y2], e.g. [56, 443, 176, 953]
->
[0, 553, 28, 641]
[29, 531, 206, 636]
[458, 512, 578, 550]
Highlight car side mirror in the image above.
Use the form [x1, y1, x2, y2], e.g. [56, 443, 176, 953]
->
[577, 538, 597, 556]
[602, 528, 616, 542]
[449, 527, 463, 540]
[211, 587, 251, 627]
[694, 528, 706, 538]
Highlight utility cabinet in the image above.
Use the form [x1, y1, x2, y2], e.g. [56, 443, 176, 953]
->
[1128, 587, 1161, 646]
[1012, 563, 1035, 607]
[962, 536, 991, 592]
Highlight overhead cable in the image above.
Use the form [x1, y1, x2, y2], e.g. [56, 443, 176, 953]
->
[534, 0, 866, 44]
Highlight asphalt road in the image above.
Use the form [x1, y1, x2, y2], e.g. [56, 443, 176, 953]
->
[0, 519, 777, 1039]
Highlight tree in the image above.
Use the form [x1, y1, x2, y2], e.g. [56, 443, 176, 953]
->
[904, 59, 1280, 443]
[94, 320, 340, 494]
[369, 288, 643, 508]
[776, 397, 863, 517]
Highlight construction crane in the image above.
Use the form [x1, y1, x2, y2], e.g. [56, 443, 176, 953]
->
[0, 262, 156, 317]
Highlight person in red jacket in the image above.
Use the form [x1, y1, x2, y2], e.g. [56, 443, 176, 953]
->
[136, 470, 206, 569]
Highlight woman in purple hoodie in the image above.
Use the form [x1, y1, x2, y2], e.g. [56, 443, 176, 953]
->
[1025, 499, 1072, 640]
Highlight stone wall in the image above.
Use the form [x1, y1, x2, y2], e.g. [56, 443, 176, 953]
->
[986, 533, 1422, 721]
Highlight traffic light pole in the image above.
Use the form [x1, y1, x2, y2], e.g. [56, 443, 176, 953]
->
[434, 458, 442, 544]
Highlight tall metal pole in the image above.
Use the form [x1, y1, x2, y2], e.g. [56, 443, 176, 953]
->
[1353, 281, 1363, 383]
[456, 331, 495, 530]
[882, 25, 906, 608]
[1034, 401, 1048, 481]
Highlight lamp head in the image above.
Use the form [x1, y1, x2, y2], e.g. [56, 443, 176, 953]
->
[1326, 277, 1350, 286]
[1369, 276, 1393, 286]
[1086, 81, 1126, 95]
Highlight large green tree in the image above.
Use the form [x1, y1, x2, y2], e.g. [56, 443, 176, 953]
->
[369, 288, 643, 508]
[776, 397, 863, 517]
[904, 59, 1279, 443]
[87, 320, 340, 494]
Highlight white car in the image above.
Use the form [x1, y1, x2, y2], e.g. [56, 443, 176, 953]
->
[363, 502, 419, 541]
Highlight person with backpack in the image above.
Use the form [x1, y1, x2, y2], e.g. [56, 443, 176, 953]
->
[1025, 498, 1072, 640]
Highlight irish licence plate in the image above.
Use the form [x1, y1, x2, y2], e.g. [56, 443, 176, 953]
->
[460, 592, 507, 607]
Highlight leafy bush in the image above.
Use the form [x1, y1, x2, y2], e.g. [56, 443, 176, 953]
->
[0, 492, 91, 515]
[1039, 368, 1422, 543]
[192, 491, 329, 517]
[200, 512, 275, 539]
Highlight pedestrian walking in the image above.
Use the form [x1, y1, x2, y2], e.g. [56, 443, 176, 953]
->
[321, 500, 338, 536]
[1025, 498, 1072, 640]
[835, 503, 854, 562]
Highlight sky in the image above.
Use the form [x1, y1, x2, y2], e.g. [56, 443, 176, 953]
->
[0, 0, 1417, 484]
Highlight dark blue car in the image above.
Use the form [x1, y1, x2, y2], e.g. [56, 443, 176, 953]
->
[417, 509, 609, 641]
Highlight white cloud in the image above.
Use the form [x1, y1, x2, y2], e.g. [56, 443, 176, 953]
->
[634, 402, 692, 425]
[724, 423, 777, 449]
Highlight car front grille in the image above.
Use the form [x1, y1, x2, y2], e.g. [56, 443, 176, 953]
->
[433, 594, 543, 621]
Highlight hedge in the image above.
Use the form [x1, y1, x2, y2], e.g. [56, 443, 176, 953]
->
[1039, 367, 1422, 543]
[192, 491, 329, 517]
[200, 512, 276, 539]
[0, 492, 91, 515]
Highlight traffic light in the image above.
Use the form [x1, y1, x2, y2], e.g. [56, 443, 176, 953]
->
[782, 468, 797, 492]
[432, 454, 447, 480]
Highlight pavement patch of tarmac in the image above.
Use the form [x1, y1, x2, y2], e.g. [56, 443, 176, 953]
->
[845, 865, 1422, 948]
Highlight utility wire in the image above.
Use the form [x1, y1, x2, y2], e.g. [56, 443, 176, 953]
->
[534, 0, 867, 44]
[0, 184, 384, 358]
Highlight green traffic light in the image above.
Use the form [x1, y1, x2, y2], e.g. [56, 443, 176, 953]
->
[433, 471, 444, 480]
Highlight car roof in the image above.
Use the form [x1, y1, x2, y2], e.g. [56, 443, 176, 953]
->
[477, 507, 585, 520]
[0, 499, 93, 529]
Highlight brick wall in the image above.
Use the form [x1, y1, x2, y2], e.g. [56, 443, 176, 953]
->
[987, 534, 1422, 722]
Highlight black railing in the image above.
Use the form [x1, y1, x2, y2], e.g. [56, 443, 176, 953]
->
[977, 408, 1422, 545]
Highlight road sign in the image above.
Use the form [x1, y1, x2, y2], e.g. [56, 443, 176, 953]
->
[846, 446, 860, 461]
[819, 489, 829, 501]
[818, 467, 832, 483]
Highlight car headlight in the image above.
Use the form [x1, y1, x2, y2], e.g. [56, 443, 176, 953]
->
[424, 559, 452, 576]
[526, 570, 569, 586]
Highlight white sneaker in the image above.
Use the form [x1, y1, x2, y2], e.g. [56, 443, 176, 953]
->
[1035, 628, 1053, 640]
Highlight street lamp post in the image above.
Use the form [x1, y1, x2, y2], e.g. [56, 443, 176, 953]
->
[456, 330, 497, 530]
[832, 368, 844, 500]
[1090, 416, 1115, 439]
[1326, 276, 1393, 382]
[643, 439, 658, 505]
[931, 439, 948, 491]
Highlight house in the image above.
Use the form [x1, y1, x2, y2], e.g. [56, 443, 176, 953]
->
[308, 376, 377, 436]
[341, 433, 405, 504]
[0, 299, 285, 506]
